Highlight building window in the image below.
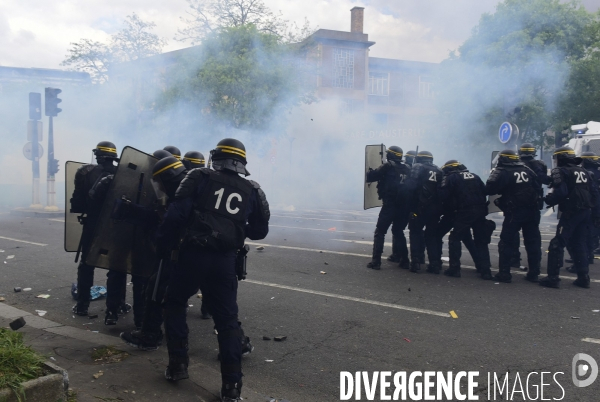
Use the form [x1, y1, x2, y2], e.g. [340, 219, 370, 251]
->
[368, 72, 389, 96]
[333, 48, 354, 89]
[419, 76, 434, 99]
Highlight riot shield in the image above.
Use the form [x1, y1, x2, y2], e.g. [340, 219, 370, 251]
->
[364, 144, 386, 210]
[86, 147, 159, 277]
[487, 151, 502, 214]
[64, 161, 86, 252]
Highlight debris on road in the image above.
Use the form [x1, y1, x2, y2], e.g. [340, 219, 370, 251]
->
[328, 227, 336, 231]
[274, 336, 287, 342]
[320, 271, 327, 274]
[319, 251, 323, 253]
[403, 338, 411, 343]
[324, 262, 329, 265]
[88, 314, 98, 319]
[0, 297, 5, 302]
[408, 288, 411, 291]
[13, 287, 21, 293]
[35, 310, 46, 317]
[6, 255, 14, 259]
[256, 246, 265, 251]
[571, 316, 580, 319]
[263, 336, 271, 341]
[265, 360, 274, 363]
[9, 317, 26, 331]
[450, 311, 458, 319]
[270, 297, 275, 300]
[22, 288, 32, 292]
[93, 371, 104, 379]
[36, 294, 50, 299]
[593, 310, 599, 313]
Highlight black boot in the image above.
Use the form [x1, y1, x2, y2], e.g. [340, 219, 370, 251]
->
[368, 231, 385, 270]
[367, 257, 381, 270]
[443, 267, 461, 278]
[387, 254, 400, 263]
[120, 330, 163, 351]
[494, 270, 512, 283]
[480, 269, 493, 280]
[426, 261, 441, 274]
[72, 303, 89, 316]
[221, 381, 243, 402]
[409, 261, 421, 273]
[524, 273, 539, 282]
[539, 275, 560, 289]
[573, 275, 591, 289]
[398, 256, 410, 270]
[165, 356, 189, 381]
[105, 310, 118, 325]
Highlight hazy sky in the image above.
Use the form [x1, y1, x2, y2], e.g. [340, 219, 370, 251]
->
[1, 0, 598, 69]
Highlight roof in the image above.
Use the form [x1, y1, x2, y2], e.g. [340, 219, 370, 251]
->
[0, 66, 90, 84]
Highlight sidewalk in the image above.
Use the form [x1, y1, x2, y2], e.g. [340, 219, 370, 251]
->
[0, 303, 273, 402]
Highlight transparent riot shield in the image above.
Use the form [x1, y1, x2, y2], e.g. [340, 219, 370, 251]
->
[64, 161, 86, 252]
[364, 144, 386, 210]
[487, 151, 502, 214]
[85, 147, 159, 277]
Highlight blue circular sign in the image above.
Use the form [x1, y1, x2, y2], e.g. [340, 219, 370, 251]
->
[499, 122, 512, 144]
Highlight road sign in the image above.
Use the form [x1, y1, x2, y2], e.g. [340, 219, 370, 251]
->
[499, 122, 512, 144]
[23, 142, 44, 161]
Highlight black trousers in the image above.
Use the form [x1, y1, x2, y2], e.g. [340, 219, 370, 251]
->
[438, 213, 478, 262]
[373, 202, 410, 260]
[448, 207, 492, 271]
[409, 207, 442, 264]
[498, 208, 541, 276]
[547, 209, 591, 278]
[164, 248, 243, 383]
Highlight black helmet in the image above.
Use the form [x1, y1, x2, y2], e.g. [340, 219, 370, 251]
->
[416, 150, 433, 164]
[518, 143, 536, 157]
[442, 159, 461, 174]
[93, 141, 118, 159]
[405, 150, 417, 165]
[210, 138, 249, 175]
[581, 151, 600, 168]
[153, 149, 172, 159]
[151, 156, 186, 200]
[386, 146, 403, 162]
[498, 149, 520, 166]
[553, 146, 578, 166]
[163, 146, 181, 160]
[182, 151, 206, 170]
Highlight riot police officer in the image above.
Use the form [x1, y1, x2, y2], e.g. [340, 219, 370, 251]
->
[486, 149, 541, 283]
[158, 139, 269, 402]
[182, 150, 206, 170]
[153, 149, 172, 159]
[541, 146, 599, 288]
[365, 146, 412, 270]
[581, 152, 600, 262]
[71, 142, 129, 318]
[407, 151, 443, 273]
[405, 150, 417, 167]
[164, 145, 181, 160]
[439, 160, 493, 279]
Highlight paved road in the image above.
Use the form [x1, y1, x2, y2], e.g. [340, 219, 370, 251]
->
[1, 208, 599, 401]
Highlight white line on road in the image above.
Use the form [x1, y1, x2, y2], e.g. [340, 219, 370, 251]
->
[0, 236, 47, 246]
[582, 338, 600, 345]
[246, 242, 370, 258]
[270, 225, 355, 234]
[244, 279, 452, 318]
[332, 239, 393, 247]
[544, 208, 555, 217]
[271, 214, 373, 224]
[48, 219, 65, 222]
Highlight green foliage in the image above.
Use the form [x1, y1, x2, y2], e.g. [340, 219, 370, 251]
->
[437, 0, 599, 149]
[0, 328, 46, 402]
[161, 24, 315, 131]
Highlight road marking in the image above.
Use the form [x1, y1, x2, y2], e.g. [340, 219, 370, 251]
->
[271, 214, 373, 224]
[48, 218, 65, 222]
[582, 338, 600, 345]
[0, 236, 47, 246]
[270, 225, 355, 234]
[246, 242, 370, 258]
[332, 239, 392, 247]
[244, 279, 452, 318]
[544, 208, 555, 217]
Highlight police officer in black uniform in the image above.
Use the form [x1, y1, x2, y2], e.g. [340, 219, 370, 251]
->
[541, 146, 600, 289]
[157, 139, 269, 402]
[366, 146, 412, 270]
[439, 160, 493, 279]
[71, 142, 130, 318]
[486, 149, 542, 283]
[407, 151, 443, 273]
[163, 145, 181, 160]
[154, 149, 172, 159]
[581, 152, 600, 262]
[405, 150, 417, 167]
[182, 151, 206, 170]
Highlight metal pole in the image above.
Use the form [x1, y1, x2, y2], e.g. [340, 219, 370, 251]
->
[45, 116, 58, 211]
[31, 120, 41, 208]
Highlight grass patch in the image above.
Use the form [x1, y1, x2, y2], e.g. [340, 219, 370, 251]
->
[91, 346, 129, 363]
[0, 328, 46, 401]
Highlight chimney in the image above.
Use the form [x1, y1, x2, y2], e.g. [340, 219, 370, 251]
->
[350, 6, 364, 33]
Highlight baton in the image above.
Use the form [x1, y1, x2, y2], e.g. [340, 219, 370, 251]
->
[152, 259, 163, 302]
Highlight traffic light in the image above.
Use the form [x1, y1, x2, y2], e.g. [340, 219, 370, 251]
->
[45, 88, 62, 117]
[555, 132, 569, 148]
[48, 159, 60, 175]
[29, 92, 41, 120]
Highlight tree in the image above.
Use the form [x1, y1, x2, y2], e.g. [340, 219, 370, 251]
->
[175, 0, 315, 44]
[436, 0, 598, 150]
[61, 13, 166, 83]
[161, 24, 315, 131]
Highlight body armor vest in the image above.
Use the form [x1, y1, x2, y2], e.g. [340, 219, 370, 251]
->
[496, 165, 539, 209]
[561, 165, 593, 212]
[185, 170, 253, 252]
[415, 163, 442, 206]
[452, 171, 487, 209]
[377, 161, 410, 203]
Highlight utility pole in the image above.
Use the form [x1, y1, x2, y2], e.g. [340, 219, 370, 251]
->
[44, 88, 62, 211]
[27, 93, 43, 208]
